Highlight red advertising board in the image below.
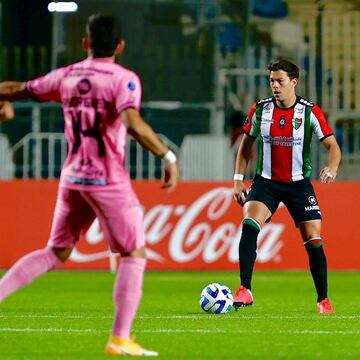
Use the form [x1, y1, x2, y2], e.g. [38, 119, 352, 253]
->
[0, 180, 359, 270]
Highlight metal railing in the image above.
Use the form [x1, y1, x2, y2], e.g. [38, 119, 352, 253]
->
[0, 134, 14, 179]
[328, 112, 360, 180]
[179, 134, 234, 180]
[9, 132, 178, 180]
[125, 134, 179, 180]
[12, 132, 67, 179]
[2, 102, 360, 181]
[3, 126, 360, 181]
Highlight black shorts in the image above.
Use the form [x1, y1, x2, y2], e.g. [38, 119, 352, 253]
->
[247, 175, 322, 226]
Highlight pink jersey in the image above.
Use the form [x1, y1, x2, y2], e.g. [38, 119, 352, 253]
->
[26, 57, 142, 190]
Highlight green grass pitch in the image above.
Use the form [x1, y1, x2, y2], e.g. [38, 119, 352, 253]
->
[0, 270, 359, 359]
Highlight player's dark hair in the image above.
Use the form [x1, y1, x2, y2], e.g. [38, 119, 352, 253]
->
[267, 60, 299, 80]
[86, 14, 122, 58]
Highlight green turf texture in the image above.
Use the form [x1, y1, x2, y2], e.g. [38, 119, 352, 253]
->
[0, 271, 359, 359]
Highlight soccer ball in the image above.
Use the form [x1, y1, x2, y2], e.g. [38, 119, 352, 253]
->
[199, 283, 233, 314]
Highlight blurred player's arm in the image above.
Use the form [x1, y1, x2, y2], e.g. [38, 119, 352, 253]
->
[0, 82, 30, 121]
[233, 134, 255, 206]
[122, 107, 179, 190]
[0, 81, 29, 101]
[0, 101, 15, 120]
[319, 135, 341, 184]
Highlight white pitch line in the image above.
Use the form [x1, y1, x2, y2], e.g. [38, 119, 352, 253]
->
[140, 329, 360, 335]
[1, 314, 360, 320]
[0, 314, 112, 319]
[0, 328, 106, 333]
[0, 328, 359, 335]
[138, 315, 360, 320]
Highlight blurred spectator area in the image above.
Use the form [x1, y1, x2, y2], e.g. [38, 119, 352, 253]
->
[0, 0, 214, 102]
[219, 0, 360, 160]
[1, 1, 360, 180]
[1, 0, 360, 110]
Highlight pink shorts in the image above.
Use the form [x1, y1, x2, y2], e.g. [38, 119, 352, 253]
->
[47, 186, 145, 254]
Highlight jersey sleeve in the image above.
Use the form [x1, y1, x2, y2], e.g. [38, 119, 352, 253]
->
[114, 73, 142, 114]
[243, 103, 260, 138]
[310, 104, 334, 141]
[26, 68, 65, 102]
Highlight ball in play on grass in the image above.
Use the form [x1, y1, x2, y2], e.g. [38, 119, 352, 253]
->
[199, 283, 233, 314]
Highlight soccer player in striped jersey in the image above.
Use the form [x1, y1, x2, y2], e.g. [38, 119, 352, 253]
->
[0, 14, 179, 356]
[233, 59, 341, 314]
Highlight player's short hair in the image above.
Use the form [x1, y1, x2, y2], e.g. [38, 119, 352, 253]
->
[267, 60, 299, 80]
[86, 14, 122, 58]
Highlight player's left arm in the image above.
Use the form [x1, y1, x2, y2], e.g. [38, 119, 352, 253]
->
[319, 135, 341, 184]
[122, 107, 179, 190]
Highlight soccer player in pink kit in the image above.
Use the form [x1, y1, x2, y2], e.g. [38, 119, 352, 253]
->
[233, 60, 341, 314]
[0, 14, 179, 356]
[0, 101, 14, 120]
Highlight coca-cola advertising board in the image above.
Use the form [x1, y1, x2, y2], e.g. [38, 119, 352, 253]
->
[0, 180, 359, 270]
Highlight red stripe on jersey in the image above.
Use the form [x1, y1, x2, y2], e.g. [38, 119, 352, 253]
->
[270, 107, 295, 182]
[243, 103, 257, 134]
[312, 104, 333, 137]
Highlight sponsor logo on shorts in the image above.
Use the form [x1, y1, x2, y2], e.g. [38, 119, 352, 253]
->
[305, 196, 319, 211]
[305, 205, 320, 211]
[308, 196, 317, 205]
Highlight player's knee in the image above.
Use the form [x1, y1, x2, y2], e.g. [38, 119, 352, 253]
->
[51, 247, 73, 262]
[123, 246, 146, 259]
[239, 218, 261, 250]
[242, 217, 261, 232]
[303, 237, 322, 249]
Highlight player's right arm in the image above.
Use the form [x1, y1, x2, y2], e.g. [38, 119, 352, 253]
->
[0, 81, 28, 101]
[122, 107, 179, 191]
[233, 133, 255, 206]
[0, 101, 15, 120]
[0, 68, 64, 104]
[0, 82, 29, 121]
[233, 102, 258, 206]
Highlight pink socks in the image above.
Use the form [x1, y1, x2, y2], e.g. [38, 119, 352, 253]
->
[0, 249, 146, 340]
[112, 257, 146, 338]
[0, 247, 60, 302]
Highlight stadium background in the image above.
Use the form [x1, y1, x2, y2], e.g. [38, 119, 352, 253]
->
[0, 0, 360, 271]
